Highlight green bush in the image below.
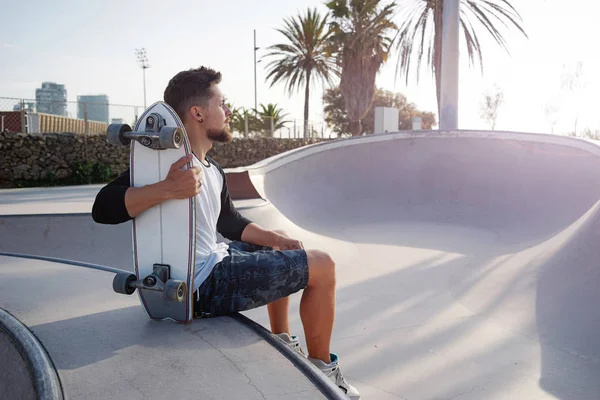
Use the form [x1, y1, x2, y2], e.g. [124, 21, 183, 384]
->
[72, 161, 94, 184]
[44, 169, 57, 183]
[72, 161, 113, 184]
[92, 162, 112, 182]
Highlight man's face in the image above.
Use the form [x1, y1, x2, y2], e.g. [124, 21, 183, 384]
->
[202, 85, 233, 143]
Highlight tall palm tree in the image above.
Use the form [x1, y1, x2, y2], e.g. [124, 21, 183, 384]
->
[393, 0, 527, 115]
[262, 8, 338, 138]
[326, 0, 398, 136]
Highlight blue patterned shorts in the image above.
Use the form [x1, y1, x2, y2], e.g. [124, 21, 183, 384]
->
[194, 241, 309, 317]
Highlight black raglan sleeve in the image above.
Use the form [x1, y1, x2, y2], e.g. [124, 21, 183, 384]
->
[91, 168, 133, 225]
[213, 159, 252, 241]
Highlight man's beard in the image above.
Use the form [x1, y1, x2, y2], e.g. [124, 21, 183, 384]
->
[206, 126, 233, 143]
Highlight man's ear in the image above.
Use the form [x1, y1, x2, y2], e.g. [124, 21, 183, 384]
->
[190, 106, 204, 123]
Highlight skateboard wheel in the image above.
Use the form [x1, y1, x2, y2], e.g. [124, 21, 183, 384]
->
[164, 280, 186, 303]
[113, 272, 137, 295]
[159, 127, 183, 149]
[107, 124, 132, 146]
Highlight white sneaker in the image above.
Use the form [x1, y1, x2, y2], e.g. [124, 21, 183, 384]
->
[308, 353, 361, 400]
[276, 333, 306, 357]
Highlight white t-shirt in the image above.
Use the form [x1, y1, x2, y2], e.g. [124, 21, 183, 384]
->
[190, 154, 250, 292]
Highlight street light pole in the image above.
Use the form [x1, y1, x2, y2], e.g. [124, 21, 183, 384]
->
[135, 48, 150, 109]
[143, 68, 147, 109]
[254, 30, 258, 116]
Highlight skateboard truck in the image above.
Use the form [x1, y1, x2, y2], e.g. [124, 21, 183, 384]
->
[106, 113, 184, 150]
[113, 264, 186, 303]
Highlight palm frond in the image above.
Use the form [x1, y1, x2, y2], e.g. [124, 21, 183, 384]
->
[393, 0, 527, 89]
[392, 1, 431, 86]
[459, 11, 484, 72]
[262, 8, 339, 90]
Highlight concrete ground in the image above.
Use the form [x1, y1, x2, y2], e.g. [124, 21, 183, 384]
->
[2, 130, 600, 399]
[0, 255, 330, 400]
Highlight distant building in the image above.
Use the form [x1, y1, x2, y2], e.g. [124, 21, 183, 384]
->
[36, 82, 67, 116]
[13, 102, 36, 112]
[77, 95, 109, 123]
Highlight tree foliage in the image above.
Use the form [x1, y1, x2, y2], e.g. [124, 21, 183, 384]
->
[324, 86, 436, 136]
[478, 85, 504, 130]
[227, 102, 289, 137]
[326, 0, 398, 136]
[254, 103, 290, 136]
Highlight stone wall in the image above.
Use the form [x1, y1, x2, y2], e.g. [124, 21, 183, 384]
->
[0, 131, 328, 187]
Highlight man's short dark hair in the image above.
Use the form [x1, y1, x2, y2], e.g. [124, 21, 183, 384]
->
[163, 66, 222, 122]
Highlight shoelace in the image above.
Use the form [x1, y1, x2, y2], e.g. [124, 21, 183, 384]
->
[328, 366, 350, 392]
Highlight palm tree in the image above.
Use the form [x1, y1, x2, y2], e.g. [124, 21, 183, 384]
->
[227, 103, 262, 137]
[325, 0, 398, 136]
[262, 8, 338, 138]
[393, 0, 527, 116]
[254, 103, 291, 136]
[227, 103, 247, 136]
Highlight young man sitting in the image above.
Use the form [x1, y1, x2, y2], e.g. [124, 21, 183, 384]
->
[92, 66, 360, 399]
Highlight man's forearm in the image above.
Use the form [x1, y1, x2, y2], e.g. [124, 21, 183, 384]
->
[240, 223, 280, 247]
[124, 182, 171, 218]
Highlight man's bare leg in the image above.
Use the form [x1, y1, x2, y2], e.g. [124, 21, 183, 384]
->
[300, 249, 336, 363]
[300, 251, 360, 398]
[267, 229, 291, 334]
[267, 297, 290, 334]
[266, 229, 335, 363]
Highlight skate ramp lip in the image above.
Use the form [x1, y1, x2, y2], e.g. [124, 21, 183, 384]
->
[235, 129, 600, 399]
[0, 307, 63, 400]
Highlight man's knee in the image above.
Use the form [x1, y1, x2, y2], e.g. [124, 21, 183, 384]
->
[306, 249, 335, 288]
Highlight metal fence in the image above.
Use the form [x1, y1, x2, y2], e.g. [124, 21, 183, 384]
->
[1, 97, 141, 135]
[1, 96, 331, 139]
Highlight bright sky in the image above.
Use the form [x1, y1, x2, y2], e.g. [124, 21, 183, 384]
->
[1, 0, 598, 136]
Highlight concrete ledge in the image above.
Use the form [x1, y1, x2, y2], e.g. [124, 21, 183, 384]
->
[0, 308, 63, 400]
[231, 313, 347, 400]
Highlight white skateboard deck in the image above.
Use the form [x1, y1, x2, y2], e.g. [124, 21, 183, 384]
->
[129, 102, 196, 323]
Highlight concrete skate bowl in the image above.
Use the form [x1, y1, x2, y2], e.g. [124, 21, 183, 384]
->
[238, 130, 600, 399]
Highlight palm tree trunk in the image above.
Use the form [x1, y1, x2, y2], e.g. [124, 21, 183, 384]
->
[350, 120, 362, 136]
[434, 0, 444, 119]
[304, 69, 312, 138]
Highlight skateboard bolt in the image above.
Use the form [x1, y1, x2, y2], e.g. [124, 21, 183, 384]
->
[147, 277, 156, 285]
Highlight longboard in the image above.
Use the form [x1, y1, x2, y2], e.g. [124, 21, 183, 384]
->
[107, 101, 196, 323]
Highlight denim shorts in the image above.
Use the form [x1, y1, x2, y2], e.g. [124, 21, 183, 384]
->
[194, 241, 309, 317]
